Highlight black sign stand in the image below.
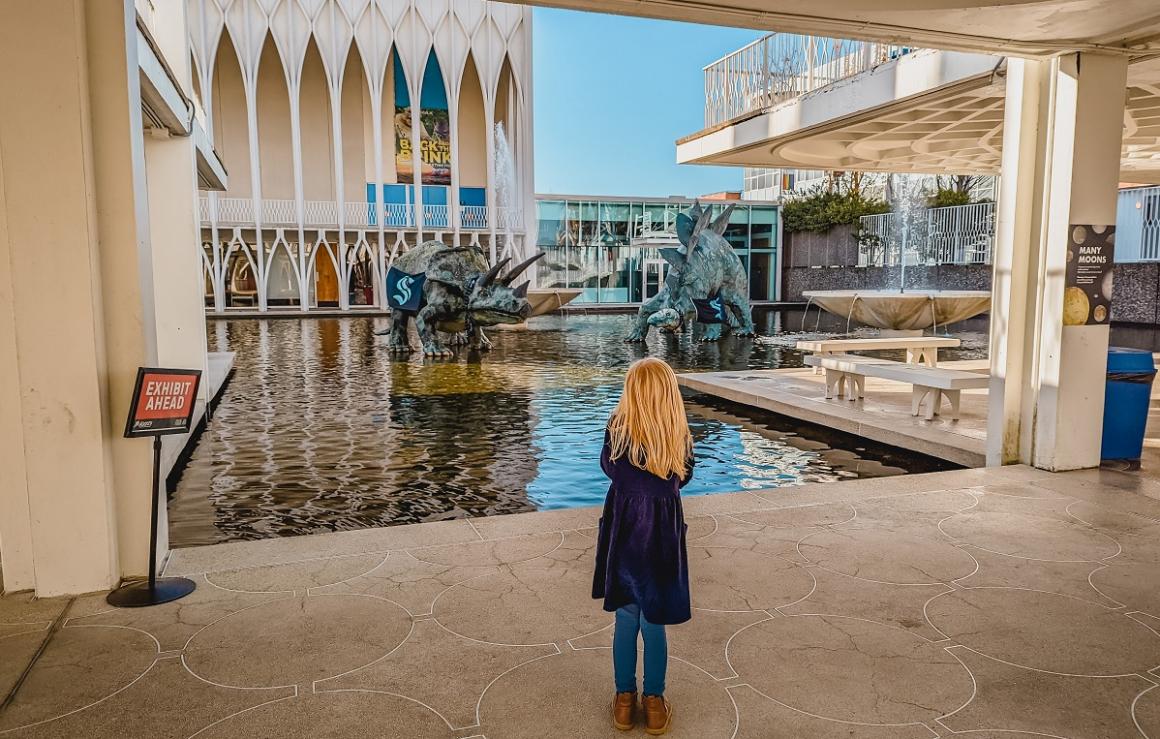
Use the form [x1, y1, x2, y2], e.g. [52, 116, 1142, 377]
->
[107, 368, 201, 608]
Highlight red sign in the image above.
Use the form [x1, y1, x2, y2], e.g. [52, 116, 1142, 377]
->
[124, 367, 203, 438]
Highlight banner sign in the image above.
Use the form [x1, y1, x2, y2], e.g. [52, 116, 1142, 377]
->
[1063, 224, 1115, 326]
[693, 295, 728, 324]
[394, 58, 451, 185]
[386, 267, 426, 312]
[123, 367, 202, 438]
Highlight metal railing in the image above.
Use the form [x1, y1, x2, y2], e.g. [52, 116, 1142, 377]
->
[859, 202, 995, 266]
[1116, 186, 1160, 262]
[460, 205, 488, 230]
[704, 33, 914, 127]
[199, 197, 516, 232]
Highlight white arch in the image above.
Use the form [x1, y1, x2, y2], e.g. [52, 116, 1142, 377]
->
[195, 0, 535, 311]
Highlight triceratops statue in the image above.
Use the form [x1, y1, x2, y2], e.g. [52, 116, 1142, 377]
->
[626, 202, 756, 342]
[384, 240, 544, 357]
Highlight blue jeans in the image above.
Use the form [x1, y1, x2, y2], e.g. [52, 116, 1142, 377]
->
[613, 604, 668, 696]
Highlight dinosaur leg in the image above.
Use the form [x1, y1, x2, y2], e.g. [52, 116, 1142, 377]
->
[415, 306, 452, 357]
[626, 293, 665, 343]
[445, 331, 470, 347]
[720, 286, 757, 337]
[470, 326, 492, 351]
[387, 310, 414, 352]
[698, 321, 725, 342]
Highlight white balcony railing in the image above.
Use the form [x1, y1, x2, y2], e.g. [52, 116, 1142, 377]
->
[460, 205, 488, 230]
[859, 202, 995, 267]
[704, 33, 915, 128]
[199, 197, 521, 232]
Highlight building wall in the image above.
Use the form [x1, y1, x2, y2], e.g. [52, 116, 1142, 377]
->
[212, 32, 252, 198]
[783, 264, 993, 302]
[257, 36, 294, 201]
[535, 196, 782, 305]
[459, 56, 487, 188]
[191, 0, 535, 312]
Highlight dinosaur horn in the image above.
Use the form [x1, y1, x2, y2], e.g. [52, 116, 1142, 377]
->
[688, 202, 713, 249]
[512, 280, 530, 298]
[710, 203, 735, 235]
[479, 258, 511, 288]
[500, 253, 545, 285]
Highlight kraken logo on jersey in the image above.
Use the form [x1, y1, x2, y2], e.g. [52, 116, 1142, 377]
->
[386, 267, 426, 311]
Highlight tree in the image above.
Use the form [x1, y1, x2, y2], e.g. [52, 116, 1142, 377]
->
[782, 184, 890, 233]
[929, 174, 985, 207]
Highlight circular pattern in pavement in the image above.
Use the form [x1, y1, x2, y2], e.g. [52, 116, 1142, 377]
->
[408, 532, 563, 567]
[851, 490, 977, 524]
[688, 547, 814, 611]
[194, 690, 451, 738]
[798, 526, 977, 584]
[184, 594, 411, 688]
[1091, 563, 1160, 616]
[206, 553, 386, 593]
[732, 502, 855, 528]
[478, 648, 736, 738]
[926, 588, 1160, 676]
[940, 511, 1120, 562]
[1133, 685, 1160, 738]
[727, 615, 972, 725]
[685, 516, 717, 541]
[435, 559, 608, 644]
[0, 625, 157, 731]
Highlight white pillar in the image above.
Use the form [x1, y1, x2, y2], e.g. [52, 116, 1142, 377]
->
[987, 53, 1128, 470]
[450, 96, 462, 244]
[484, 100, 497, 262]
[0, 0, 181, 595]
[410, 81, 425, 243]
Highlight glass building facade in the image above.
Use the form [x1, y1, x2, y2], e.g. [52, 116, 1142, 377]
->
[534, 195, 781, 305]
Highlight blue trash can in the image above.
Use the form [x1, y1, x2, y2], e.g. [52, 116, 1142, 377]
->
[1101, 347, 1157, 464]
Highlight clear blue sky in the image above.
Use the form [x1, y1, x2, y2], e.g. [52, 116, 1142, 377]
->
[532, 8, 762, 198]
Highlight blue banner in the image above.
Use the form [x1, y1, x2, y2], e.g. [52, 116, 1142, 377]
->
[386, 267, 426, 312]
[693, 295, 728, 324]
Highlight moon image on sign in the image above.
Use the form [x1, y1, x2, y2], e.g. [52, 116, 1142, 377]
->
[1063, 286, 1090, 326]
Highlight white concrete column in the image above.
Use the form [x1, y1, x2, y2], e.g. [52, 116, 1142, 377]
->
[484, 101, 497, 262]
[410, 86, 425, 242]
[142, 129, 212, 567]
[449, 100, 462, 243]
[0, 0, 157, 595]
[987, 53, 1128, 470]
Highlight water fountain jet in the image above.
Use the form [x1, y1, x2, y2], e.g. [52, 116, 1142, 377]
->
[491, 122, 580, 317]
[803, 177, 989, 335]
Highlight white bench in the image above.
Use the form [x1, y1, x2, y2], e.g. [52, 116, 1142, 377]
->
[796, 337, 961, 374]
[803, 353, 896, 401]
[805, 354, 989, 421]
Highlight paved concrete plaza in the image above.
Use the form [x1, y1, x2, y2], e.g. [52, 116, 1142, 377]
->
[3, 464, 1160, 737]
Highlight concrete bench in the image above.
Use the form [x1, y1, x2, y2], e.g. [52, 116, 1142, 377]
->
[796, 337, 961, 374]
[805, 354, 989, 421]
[803, 353, 897, 401]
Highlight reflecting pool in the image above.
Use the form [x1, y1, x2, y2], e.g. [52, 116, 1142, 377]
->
[169, 311, 974, 547]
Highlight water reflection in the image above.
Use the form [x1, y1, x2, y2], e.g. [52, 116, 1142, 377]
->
[169, 311, 970, 547]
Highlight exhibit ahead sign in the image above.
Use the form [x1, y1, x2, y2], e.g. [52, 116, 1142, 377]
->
[110, 366, 204, 608]
[123, 367, 202, 438]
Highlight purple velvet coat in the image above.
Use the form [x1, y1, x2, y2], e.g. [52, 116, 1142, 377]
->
[591, 429, 694, 625]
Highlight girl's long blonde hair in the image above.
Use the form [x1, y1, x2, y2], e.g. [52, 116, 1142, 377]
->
[608, 357, 693, 479]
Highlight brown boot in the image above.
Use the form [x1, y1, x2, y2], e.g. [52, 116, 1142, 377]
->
[642, 694, 672, 735]
[612, 690, 637, 731]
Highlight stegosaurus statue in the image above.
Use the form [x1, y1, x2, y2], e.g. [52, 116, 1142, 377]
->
[626, 202, 756, 342]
